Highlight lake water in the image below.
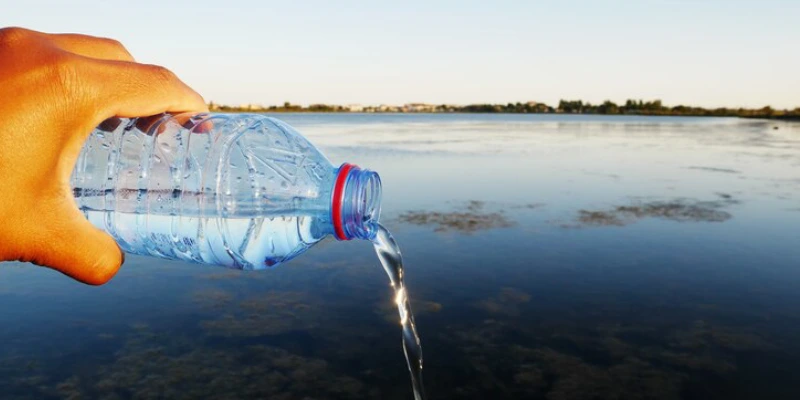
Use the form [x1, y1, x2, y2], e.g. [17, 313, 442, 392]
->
[1, 114, 799, 399]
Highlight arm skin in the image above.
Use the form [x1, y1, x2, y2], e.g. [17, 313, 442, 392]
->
[0, 27, 208, 285]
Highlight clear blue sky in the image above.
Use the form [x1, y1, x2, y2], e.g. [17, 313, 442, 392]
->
[4, 0, 798, 108]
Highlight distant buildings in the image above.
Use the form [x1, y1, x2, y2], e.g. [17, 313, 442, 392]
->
[376, 104, 401, 112]
[403, 103, 437, 112]
[362, 104, 401, 113]
[238, 103, 265, 111]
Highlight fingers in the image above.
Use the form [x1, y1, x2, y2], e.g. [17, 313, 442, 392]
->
[24, 201, 123, 285]
[174, 113, 215, 134]
[2, 27, 135, 62]
[81, 57, 208, 120]
[48, 33, 135, 62]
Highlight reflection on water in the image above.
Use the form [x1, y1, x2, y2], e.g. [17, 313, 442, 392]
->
[1, 114, 799, 399]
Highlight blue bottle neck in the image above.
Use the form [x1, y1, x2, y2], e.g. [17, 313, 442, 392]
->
[332, 163, 382, 241]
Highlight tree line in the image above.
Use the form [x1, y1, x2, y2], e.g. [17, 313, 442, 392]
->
[553, 99, 799, 119]
[209, 100, 800, 120]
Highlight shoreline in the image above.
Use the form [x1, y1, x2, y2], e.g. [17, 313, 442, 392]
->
[209, 109, 800, 121]
[209, 99, 799, 120]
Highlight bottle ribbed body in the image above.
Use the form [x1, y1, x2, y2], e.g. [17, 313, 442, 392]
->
[71, 113, 337, 270]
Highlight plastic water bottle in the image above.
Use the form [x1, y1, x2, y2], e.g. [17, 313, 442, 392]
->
[70, 113, 382, 269]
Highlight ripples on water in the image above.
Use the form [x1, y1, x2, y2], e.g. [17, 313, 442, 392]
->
[0, 114, 799, 399]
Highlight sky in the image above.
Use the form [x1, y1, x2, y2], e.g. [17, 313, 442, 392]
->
[3, 0, 799, 109]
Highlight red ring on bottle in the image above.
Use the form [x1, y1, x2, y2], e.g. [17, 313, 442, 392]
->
[332, 163, 356, 240]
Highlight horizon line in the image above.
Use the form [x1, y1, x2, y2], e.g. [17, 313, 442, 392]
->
[207, 99, 800, 111]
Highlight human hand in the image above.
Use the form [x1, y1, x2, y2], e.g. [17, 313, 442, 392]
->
[0, 27, 207, 284]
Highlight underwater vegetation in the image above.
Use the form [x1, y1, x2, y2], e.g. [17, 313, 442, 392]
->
[567, 195, 739, 228]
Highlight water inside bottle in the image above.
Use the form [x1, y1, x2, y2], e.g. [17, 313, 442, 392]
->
[82, 209, 315, 269]
[373, 224, 426, 400]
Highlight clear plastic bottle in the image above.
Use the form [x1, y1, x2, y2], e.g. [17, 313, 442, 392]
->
[70, 113, 381, 270]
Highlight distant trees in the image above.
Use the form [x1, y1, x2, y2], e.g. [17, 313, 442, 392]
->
[307, 104, 346, 112]
[556, 99, 667, 115]
[206, 99, 800, 120]
[461, 104, 502, 113]
[558, 100, 584, 113]
[460, 103, 554, 113]
[597, 100, 619, 114]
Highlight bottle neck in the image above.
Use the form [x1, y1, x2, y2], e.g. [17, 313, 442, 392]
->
[331, 163, 382, 241]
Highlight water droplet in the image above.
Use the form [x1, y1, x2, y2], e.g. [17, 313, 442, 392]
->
[101, 143, 110, 150]
[280, 181, 288, 189]
[160, 142, 172, 153]
[154, 155, 162, 163]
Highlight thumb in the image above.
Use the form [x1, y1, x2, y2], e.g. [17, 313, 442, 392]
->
[25, 195, 123, 285]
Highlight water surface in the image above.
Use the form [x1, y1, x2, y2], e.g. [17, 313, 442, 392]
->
[1, 114, 799, 399]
